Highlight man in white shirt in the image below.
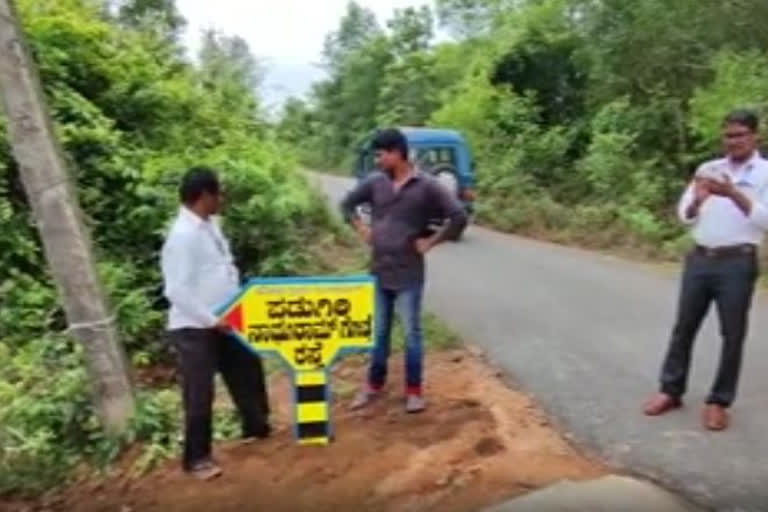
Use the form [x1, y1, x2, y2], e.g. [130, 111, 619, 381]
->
[161, 167, 269, 480]
[644, 110, 768, 431]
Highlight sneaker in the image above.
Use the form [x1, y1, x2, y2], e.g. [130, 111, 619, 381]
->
[187, 459, 223, 481]
[406, 394, 426, 414]
[350, 388, 381, 410]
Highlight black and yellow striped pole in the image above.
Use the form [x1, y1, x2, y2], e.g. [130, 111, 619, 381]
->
[294, 370, 331, 445]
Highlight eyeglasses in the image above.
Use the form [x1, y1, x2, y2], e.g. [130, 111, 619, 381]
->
[724, 131, 754, 139]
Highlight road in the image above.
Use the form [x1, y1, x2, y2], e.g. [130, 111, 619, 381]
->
[314, 172, 768, 512]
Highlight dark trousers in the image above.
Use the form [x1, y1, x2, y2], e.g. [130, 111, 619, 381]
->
[169, 328, 270, 470]
[660, 247, 758, 407]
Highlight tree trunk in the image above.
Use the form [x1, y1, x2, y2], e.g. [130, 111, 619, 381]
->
[0, 0, 135, 434]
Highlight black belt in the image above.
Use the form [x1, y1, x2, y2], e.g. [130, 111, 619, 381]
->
[693, 243, 757, 258]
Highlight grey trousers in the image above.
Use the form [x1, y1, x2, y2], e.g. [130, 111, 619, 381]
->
[659, 247, 759, 407]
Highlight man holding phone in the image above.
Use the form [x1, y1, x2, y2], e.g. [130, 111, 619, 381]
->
[644, 110, 768, 431]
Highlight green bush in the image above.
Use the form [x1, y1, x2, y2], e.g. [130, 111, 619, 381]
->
[690, 50, 768, 149]
[0, 0, 340, 496]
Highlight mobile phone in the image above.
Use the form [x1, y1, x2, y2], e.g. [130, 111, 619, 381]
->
[695, 163, 728, 183]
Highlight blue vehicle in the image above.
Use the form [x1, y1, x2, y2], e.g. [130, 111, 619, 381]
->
[353, 126, 476, 239]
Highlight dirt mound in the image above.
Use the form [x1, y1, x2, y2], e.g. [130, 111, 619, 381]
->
[12, 349, 607, 512]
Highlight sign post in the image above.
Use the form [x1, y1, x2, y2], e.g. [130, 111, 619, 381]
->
[216, 276, 376, 445]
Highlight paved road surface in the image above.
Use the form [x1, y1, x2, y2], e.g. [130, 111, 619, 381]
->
[314, 173, 768, 512]
[485, 476, 701, 512]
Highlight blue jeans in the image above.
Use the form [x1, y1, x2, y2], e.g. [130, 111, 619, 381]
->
[368, 284, 424, 394]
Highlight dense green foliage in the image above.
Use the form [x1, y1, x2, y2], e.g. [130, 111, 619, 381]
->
[279, 0, 768, 258]
[0, 0, 335, 495]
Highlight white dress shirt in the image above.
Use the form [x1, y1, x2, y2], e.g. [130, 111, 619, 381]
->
[678, 152, 768, 248]
[161, 207, 240, 330]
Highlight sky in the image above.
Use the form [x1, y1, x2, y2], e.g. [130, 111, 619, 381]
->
[176, 0, 434, 111]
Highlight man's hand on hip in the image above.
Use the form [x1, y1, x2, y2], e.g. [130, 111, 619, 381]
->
[415, 237, 436, 255]
[353, 220, 372, 245]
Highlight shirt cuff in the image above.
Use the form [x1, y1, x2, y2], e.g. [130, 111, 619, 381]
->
[680, 213, 698, 225]
[678, 202, 698, 225]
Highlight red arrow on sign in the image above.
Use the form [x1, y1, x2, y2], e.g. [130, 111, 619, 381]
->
[224, 303, 243, 333]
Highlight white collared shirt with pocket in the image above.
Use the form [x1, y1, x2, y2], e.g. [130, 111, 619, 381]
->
[161, 207, 241, 330]
[678, 152, 768, 248]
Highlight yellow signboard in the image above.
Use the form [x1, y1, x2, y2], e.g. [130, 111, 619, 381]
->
[216, 275, 376, 445]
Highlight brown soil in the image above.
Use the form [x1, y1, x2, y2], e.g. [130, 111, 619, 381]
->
[8, 349, 607, 512]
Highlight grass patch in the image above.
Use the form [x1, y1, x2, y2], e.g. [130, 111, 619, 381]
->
[295, 227, 369, 276]
[392, 312, 463, 352]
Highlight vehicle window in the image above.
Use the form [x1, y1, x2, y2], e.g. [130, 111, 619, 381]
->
[413, 146, 458, 173]
[355, 150, 372, 176]
[360, 150, 375, 174]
